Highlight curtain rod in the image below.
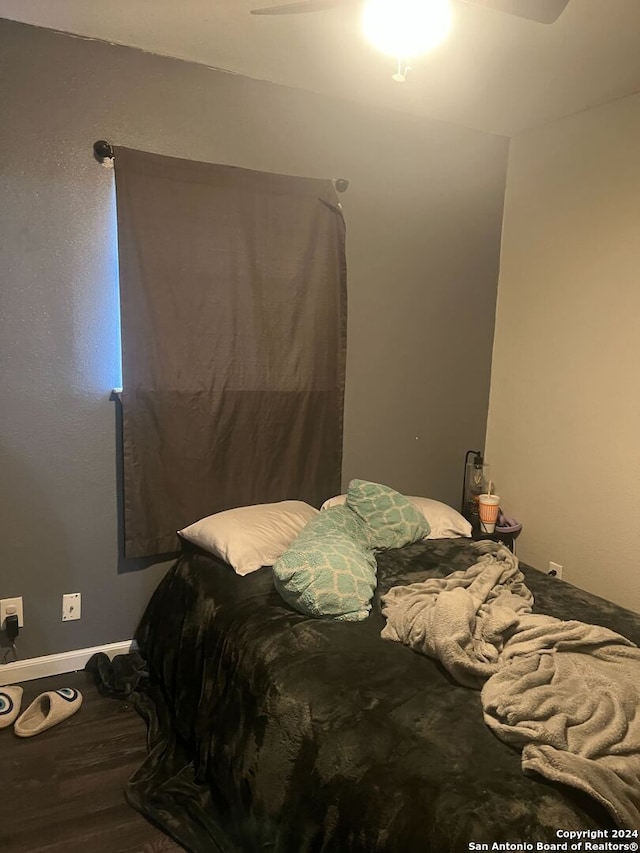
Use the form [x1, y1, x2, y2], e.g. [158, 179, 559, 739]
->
[93, 140, 349, 193]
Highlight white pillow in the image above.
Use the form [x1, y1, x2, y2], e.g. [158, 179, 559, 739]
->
[178, 500, 319, 576]
[320, 494, 471, 540]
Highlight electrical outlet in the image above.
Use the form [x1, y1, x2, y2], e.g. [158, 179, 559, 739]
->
[0, 597, 24, 630]
[548, 562, 563, 579]
[62, 593, 81, 622]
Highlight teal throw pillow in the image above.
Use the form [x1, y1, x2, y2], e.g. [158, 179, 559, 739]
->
[346, 479, 430, 550]
[272, 506, 376, 622]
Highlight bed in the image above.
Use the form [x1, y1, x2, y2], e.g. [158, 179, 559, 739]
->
[127, 533, 640, 853]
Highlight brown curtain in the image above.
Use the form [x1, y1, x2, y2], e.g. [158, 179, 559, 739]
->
[114, 148, 347, 558]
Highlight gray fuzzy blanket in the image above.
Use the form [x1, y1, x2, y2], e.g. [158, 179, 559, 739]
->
[380, 543, 640, 828]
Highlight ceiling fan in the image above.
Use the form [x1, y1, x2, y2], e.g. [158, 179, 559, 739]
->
[251, 0, 570, 82]
[250, 0, 570, 26]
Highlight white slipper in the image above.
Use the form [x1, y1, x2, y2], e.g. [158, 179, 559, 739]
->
[14, 687, 83, 737]
[0, 686, 23, 729]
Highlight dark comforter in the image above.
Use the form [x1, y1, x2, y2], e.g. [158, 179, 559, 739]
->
[131, 538, 640, 853]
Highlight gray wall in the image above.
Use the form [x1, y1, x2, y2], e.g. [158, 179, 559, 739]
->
[0, 19, 508, 659]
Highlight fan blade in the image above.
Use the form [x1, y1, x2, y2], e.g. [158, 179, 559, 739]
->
[460, 0, 570, 24]
[251, 0, 570, 22]
[251, 0, 357, 15]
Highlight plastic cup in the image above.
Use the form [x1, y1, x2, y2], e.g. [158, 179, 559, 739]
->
[478, 494, 500, 533]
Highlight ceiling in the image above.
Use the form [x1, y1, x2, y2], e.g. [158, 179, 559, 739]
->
[1, 0, 639, 136]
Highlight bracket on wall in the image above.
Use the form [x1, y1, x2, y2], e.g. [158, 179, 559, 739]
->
[332, 178, 349, 193]
[93, 139, 115, 169]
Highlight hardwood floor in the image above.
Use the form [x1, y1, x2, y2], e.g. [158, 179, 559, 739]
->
[0, 670, 183, 853]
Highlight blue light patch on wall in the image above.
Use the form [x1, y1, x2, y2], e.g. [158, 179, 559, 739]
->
[70, 179, 124, 396]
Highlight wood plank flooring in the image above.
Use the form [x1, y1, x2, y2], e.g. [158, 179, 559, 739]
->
[0, 670, 183, 853]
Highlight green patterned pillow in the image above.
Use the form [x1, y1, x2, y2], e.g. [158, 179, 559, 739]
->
[272, 506, 376, 622]
[346, 479, 430, 550]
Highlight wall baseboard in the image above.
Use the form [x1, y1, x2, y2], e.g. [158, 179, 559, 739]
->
[0, 640, 135, 686]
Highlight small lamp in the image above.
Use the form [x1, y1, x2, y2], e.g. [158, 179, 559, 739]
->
[461, 450, 490, 527]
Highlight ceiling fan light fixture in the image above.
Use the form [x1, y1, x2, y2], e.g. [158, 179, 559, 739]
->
[362, 0, 452, 61]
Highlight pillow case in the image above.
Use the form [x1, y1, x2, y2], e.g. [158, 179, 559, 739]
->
[272, 506, 376, 622]
[178, 500, 319, 576]
[321, 493, 472, 540]
[346, 479, 430, 550]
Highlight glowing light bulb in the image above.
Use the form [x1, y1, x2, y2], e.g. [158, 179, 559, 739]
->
[362, 0, 452, 60]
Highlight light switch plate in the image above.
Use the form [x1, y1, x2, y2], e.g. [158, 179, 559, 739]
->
[62, 593, 81, 621]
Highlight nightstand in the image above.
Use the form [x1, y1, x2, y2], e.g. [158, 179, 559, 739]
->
[471, 526, 519, 553]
